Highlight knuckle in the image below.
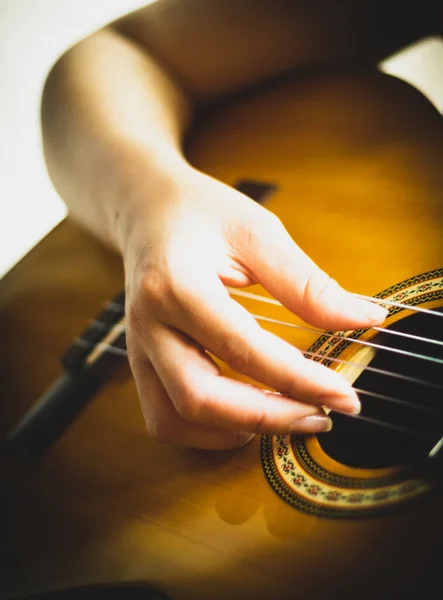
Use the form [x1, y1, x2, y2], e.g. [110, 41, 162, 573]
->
[302, 271, 335, 306]
[141, 260, 192, 314]
[145, 417, 174, 444]
[250, 410, 268, 434]
[126, 267, 168, 332]
[128, 265, 190, 333]
[277, 381, 297, 400]
[173, 383, 203, 422]
[246, 205, 284, 241]
[264, 211, 284, 234]
[140, 266, 169, 310]
[218, 335, 251, 374]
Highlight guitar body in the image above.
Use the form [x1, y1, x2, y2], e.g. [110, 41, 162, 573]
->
[1, 70, 443, 599]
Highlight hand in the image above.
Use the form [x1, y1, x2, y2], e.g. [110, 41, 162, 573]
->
[122, 164, 386, 449]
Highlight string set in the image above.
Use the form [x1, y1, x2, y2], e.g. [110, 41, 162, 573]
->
[77, 290, 443, 450]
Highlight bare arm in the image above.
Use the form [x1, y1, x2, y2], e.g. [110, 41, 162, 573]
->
[41, 26, 191, 250]
[41, 0, 440, 250]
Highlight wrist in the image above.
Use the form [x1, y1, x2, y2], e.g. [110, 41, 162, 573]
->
[108, 142, 192, 255]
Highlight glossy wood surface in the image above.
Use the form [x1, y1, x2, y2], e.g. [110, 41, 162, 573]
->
[1, 70, 443, 599]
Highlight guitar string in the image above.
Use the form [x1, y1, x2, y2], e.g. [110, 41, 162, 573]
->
[83, 290, 443, 439]
[352, 388, 440, 415]
[333, 410, 432, 439]
[300, 348, 443, 390]
[82, 320, 443, 391]
[429, 437, 443, 458]
[88, 313, 443, 367]
[73, 337, 443, 417]
[370, 325, 443, 348]
[228, 287, 443, 318]
[354, 292, 443, 317]
[249, 314, 443, 366]
[72, 338, 442, 440]
[106, 294, 443, 348]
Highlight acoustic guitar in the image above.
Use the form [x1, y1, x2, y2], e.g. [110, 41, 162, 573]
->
[1, 69, 443, 600]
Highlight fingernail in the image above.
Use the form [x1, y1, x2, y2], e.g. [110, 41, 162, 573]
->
[353, 299, 388, 323]
[342, 397, 361, 414]
[323, 394, 361, 415]
[234, 432, 256, 447]
[290, 414, 333, 433]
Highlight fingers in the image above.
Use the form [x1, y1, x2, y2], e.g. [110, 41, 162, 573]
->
[145, 325, 334, 434]
[128, 339, 255, 449]
[161, 273, 361, 414]
[237, 211, 387, 330]
[127, 198, 385, 445]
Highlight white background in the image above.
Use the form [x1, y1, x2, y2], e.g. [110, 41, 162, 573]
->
[0, 0, 442, 279]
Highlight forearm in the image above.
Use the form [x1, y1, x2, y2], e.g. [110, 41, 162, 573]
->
[41, 27, 192, 250]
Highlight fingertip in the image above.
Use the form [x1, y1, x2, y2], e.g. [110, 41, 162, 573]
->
[347, 297, 388, 325]
[334, 395, 362, 415]
[290, 414, 333, 434]
[311, 366, 361, 414]
[234, 431, 256, 447]
[317, 387, 361, 414]
[295, 281, 388, 330]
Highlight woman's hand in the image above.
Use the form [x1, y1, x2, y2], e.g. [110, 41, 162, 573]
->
[122, 164, 386, 449]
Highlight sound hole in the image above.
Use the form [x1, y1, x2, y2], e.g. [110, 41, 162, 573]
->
[318, 309, 443, 469]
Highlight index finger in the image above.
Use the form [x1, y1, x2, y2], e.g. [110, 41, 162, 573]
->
[164, 273, 361, 414]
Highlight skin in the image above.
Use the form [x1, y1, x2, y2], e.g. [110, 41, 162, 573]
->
[41, 0, 441, 449]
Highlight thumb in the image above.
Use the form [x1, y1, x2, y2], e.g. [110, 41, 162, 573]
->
[240, 212, 387, 330]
